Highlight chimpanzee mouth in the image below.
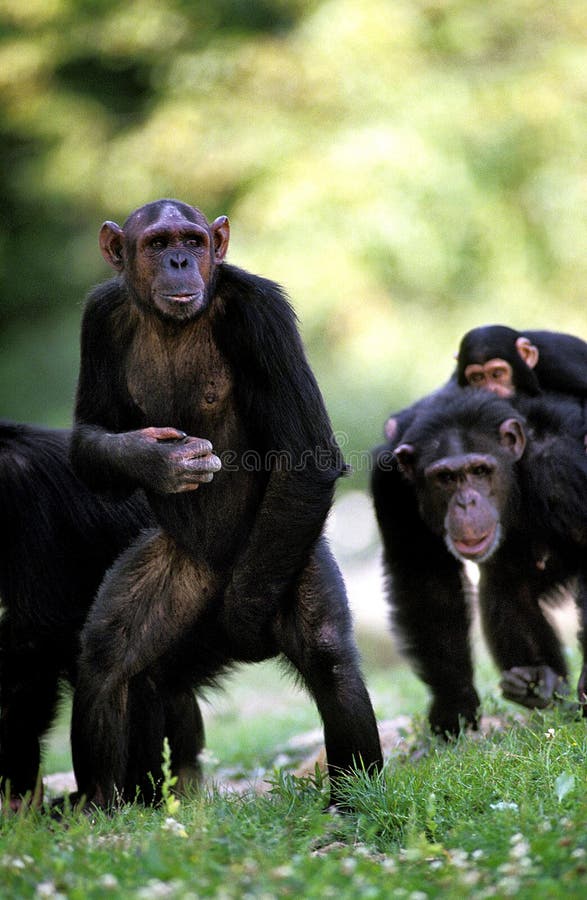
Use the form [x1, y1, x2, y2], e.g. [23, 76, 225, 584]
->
[155, 291, 207, 319]
[162, 293, 200, 304]
[446, 523, 501, 563]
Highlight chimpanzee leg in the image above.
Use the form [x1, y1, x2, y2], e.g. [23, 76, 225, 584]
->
[276, 538, 382, 807]
[163, 687, 205, 794]
[480, 559, 568, 709]
[0, 622, 62, 808]
[120, 679, 205, 802]
[71, 528, 217, 807]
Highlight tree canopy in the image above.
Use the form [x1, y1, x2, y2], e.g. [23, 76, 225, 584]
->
[1, 0, 586, 469]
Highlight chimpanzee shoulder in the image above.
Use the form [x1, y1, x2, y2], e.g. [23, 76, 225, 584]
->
[215, 263, 302, 362]
[214, 263, 339, 458]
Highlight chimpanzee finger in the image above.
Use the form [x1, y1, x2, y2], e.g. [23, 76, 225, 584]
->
[183, 452, 222, 476]
[180, 436, 215, 457]
[500, 668, 533, 694]
[173, 467, 218, 493]
[143, 426, 187, 443]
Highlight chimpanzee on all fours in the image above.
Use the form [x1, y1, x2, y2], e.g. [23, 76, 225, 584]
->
[0, 421, 151, 810]
[372, 388, 587, 736]
[68, 199, 382, 809]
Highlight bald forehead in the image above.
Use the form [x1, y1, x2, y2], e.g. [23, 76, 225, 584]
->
[123, 201, 208, 232]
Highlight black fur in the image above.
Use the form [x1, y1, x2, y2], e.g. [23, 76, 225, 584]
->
[385, 326, 587, 445]
[372, 390, 587, 736]
[70, 201, 382, 807]
[0, 420, 150, 804]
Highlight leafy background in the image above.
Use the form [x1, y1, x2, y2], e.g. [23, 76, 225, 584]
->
[1, 0, 586, 473]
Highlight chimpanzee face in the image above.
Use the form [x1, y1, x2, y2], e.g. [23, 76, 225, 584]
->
[99, 201, 230, 322]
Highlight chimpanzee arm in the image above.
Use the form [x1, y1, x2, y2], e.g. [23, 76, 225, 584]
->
[479, 552, 569, 708]
[371, 448, 479, 735]
[71, 283, 220, 496]
[218, 269, 345, 626]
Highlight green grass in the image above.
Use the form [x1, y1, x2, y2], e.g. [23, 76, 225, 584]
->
[4, 630, 587, 898]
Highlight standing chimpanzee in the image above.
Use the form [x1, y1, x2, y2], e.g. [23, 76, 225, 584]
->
[69, 199, 382, 808]
[384, 324, 587, 444]
[372, 390, 587, 736]
[0, 421, 151, 811]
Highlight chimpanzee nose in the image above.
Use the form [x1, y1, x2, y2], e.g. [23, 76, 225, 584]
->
[169, 253, 189, 269]
[456, 491, 476, 510]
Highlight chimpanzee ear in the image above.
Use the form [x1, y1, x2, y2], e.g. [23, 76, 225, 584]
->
[384, 416, 398, 442]
[99, 222, 125, 271]
[499, 418, 526, 460]
[515, 336, 539, 370]
[394, 443, 416, 480]
[211, 216, 230, 264]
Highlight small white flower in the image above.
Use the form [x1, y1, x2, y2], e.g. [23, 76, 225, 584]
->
[271, 865, 293, 879]
[340, 857, 357, 874]
[380, 857, 396, 872]
[161, 817, 187, 838]
[35, 885, 57, 898]
[449, 848, 469, 868]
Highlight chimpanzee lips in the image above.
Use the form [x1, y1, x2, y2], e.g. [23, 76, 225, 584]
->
[444, 522, 503, 563]
[154, 290, 207, 319]
[162, 292, 200, 304]
[450, 524, 497, 562]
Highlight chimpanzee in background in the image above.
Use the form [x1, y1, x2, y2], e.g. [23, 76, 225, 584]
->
[372, 389, 587, 737]
[456, 324, 587, 398]
[69, 199, 382, 808]
[0, 421, 151, 810]
[384, 324, 587, 445]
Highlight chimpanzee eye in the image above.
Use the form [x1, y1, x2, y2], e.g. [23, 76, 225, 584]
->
[149, 238, 166, 250]
[184, 235, 205, 248]
[471, 464, 490, 477]
[436, 471, 456, 485]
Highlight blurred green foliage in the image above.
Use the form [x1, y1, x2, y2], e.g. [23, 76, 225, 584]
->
[0, 0, 586, 477]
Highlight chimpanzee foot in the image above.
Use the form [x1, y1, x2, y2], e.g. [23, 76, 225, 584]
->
[500, 665, 569, 709]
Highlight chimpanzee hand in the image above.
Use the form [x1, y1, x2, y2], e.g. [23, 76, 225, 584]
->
[429, 688, 480, 738]
[115, 426, 221, 493]
[500, 665, 569, 709]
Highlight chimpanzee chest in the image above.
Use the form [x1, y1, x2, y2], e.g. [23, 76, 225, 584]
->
[126, 321, 235, 435]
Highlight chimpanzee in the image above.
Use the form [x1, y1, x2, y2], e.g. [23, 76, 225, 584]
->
[0, 420, 151, 810]
[456, 324, 587, 399]
[372, 389, 587, 737]
[384, 325, 587, 444]
[69, 199, 382, 808]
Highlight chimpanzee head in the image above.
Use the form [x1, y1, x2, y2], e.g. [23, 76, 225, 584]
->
[99, 200, 230, 322]
[456, 325, 540, 397]
[394, 393, 526, 563]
